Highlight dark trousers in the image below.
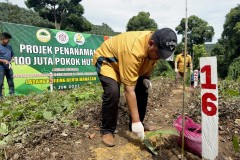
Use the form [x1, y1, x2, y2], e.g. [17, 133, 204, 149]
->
[99, 74, 148, 135]
[0, 65, 14, 97]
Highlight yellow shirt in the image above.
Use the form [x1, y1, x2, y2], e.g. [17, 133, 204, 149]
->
[93, 31, 157, 86]
[175, 53, 192, 73]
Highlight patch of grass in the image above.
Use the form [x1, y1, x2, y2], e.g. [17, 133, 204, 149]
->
[0, 82, 102, 148]
[218, 80, 240, 98]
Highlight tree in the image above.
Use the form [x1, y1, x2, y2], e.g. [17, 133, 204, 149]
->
[192, 44, 207, 69]
[212, 5, 240, 79]
[211, 42, 225, 56]
[152, 59, 175, 78]
[0, 2, 54, 28]
[222, 4, 240, 63]
[174, 42, 184, 55]
[88, 23, 119, 36]
[25, 0, 92, 32]
[211, 39, 229, 78]
[175, 15, 214, 53]
[126, 12, 158, 31]
[227, 57, 240, 80]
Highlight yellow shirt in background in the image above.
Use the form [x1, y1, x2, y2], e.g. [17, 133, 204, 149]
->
[175, 53, 192, 73]
[93, 31, 157, 86]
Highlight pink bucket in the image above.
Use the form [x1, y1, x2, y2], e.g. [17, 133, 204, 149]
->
[173, 115, 202, 156]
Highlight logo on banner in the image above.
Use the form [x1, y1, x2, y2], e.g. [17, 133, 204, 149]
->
[36, 29, 51, 43]
[55, 31, 69, 44]
[74, 33, 85, 45]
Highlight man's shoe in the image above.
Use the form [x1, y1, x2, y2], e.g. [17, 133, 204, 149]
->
[102, 133, 115, 147]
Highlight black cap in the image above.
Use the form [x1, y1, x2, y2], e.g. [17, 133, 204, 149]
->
[151, 28, 177, 59]
[0, 32, 12, 39]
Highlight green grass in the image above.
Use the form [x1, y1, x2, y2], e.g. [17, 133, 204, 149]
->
[0, 82, 102, 150]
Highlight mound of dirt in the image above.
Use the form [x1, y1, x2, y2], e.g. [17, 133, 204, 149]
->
[3, 77, 240, 160]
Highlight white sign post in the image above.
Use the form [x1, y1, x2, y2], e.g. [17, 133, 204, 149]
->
[200, 57, 218, 159]
[194, 70, 199, 88]
[200, 57, 218, 160]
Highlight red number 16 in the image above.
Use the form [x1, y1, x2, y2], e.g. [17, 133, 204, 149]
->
[201, 65, 217, 116]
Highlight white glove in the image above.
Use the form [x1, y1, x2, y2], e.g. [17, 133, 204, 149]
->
[132, 122, 145, 140]
[143, 79, 152, 92]
[175, 68, 178, 72]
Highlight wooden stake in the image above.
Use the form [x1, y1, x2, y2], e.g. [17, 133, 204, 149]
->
[181, 0, 188, 159]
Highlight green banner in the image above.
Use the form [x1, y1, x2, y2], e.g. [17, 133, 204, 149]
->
[1, 22, 106, 95]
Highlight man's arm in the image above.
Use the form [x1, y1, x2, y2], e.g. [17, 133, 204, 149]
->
[0, 59, 9, 64]
[174, 56, 179, 72]
[124, 85, 140, 122]
[189, 56, 193, 73]
[190, 62, 193, 71]
[124, 84, 144, 140]
[11, 46, 14, 61]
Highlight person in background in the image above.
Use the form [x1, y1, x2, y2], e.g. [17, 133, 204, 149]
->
[93, 28, 177, 147]
[0, 32, 15, 97]
[174, 48, 193, 82]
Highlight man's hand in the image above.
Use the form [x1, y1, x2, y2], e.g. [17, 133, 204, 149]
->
[0, 59, 9, 64]
[132, 122, 144, 140]
[190, 69, 193, 74]
[9, 63, 12, 69]
[175, 68, 178, 72]
[143, 79, 152, 92]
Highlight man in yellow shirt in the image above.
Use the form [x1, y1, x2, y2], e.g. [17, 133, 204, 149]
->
[93, 28, 177, 147]
[174, 48, 193, 81]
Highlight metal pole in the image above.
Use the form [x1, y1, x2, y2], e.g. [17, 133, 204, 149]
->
[181, 0, 188, 159]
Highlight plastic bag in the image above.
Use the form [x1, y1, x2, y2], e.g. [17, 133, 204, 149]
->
[173, 115, 202, 156]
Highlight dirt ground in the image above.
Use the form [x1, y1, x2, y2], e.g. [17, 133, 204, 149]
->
[3, 78, 240, 160]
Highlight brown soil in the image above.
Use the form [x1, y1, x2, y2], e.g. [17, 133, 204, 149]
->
[3, 78, 240, 160]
